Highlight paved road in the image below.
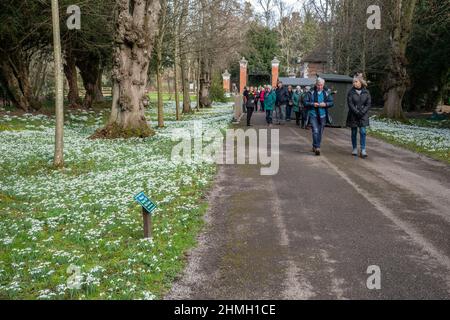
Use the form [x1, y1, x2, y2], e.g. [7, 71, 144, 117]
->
[166, 112, 450, 300]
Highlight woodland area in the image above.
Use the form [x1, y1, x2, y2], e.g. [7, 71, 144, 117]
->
[0, 1, 448, 125]
[1, 1, 448, 116]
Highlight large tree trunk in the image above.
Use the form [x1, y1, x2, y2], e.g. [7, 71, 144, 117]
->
[63, 48, 81, 108]
[180, 0, 191, 114]
[383, 0, 418, 119]
[76, 53, 100, 109]
[94, 0, 160, 139]
[0, 50, 42, 112]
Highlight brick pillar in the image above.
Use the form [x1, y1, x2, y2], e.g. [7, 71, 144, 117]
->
[222, 70, 231, 93]
[271, 57, 280, 88]
[239, 57, 248, 94]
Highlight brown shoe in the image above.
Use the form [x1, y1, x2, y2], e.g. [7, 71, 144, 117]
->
[315, 148, 321, 156]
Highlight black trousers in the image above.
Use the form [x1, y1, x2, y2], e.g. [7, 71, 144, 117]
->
[295, 111, 301, 126]
[296, 109, 307, 127]
[247, 107, 254, 125]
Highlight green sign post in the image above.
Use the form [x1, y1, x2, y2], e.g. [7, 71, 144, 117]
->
[134, 192, 157, 238]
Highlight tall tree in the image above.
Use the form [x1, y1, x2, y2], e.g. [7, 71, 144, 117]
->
[155, 0, 168, 127]
[0, 1, 46, 111]
[97, 0, 161, 138]
[258, 0, 275, 27]
[406, 0, 450, 111]
[51, 0, 64, 167]
[179, 0, 191, 114]
[383, 0, 418, 119]
[173, 0, 181, 120]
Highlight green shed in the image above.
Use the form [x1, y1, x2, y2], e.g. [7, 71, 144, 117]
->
[318, 73, 354, 127]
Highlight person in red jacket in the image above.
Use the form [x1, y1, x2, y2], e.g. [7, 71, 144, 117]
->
[259, 86, 266, 112]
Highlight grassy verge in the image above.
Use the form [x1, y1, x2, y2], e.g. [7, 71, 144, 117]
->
[368, 116, 450, 164]
[0, 102, 233, 299]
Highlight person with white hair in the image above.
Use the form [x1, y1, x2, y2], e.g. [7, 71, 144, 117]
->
[347, 75, 371, 158]
[303, 77, 334, 156]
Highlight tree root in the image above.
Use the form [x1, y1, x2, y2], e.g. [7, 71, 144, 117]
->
[89, 123, 155, 140]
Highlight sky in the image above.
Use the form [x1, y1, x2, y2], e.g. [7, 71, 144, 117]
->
[249, 0, 305, 13]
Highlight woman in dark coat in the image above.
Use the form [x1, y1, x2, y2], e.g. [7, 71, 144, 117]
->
[347, 76, 371, 158]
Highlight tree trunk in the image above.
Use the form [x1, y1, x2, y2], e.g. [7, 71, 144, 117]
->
[0, 50, 42, 112]
[180, 0, 191, 114]
[199, 56, 212, 108]
[95, 0, 160, 139]
[95, 68, 104, 102]
[180, 56, 191, 113]
[156, 0, 167, 128]
[156, 54, 164, 128]
[173, 0, 180, 120]
[383, 0, 418, 119]
[51, 0, 64, 168]
[76, 53, 100, 109]
[63, 48, 81, 108]
[196, 57, 201, 110]
[34, 62, 48, 98]
[174, 41, 180, 120]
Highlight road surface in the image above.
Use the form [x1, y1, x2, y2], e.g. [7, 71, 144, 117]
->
[166, 112, 450, 300]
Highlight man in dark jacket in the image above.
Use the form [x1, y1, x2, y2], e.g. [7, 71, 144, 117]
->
[275, 81, 289, 125]
[346, 76, 371, 158]
[303, 78, 334, 156]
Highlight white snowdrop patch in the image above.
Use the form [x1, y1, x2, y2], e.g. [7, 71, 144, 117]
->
[369, 117, 450, 156]
[0, 102, 234, 299]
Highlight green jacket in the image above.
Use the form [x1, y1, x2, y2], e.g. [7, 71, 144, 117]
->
[264, 91, 276, 111]
[293, 92, 301, 112]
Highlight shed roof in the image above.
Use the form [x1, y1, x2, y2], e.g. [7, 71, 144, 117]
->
[318, 73, 353, 83]
[278, 77, 316, 87]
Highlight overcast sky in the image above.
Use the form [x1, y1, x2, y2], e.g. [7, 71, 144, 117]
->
[249, 0, 305, 13]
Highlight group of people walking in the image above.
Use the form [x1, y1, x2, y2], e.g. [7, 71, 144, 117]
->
[242, 74, 371, 158]
[243, 82, 309, 128]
